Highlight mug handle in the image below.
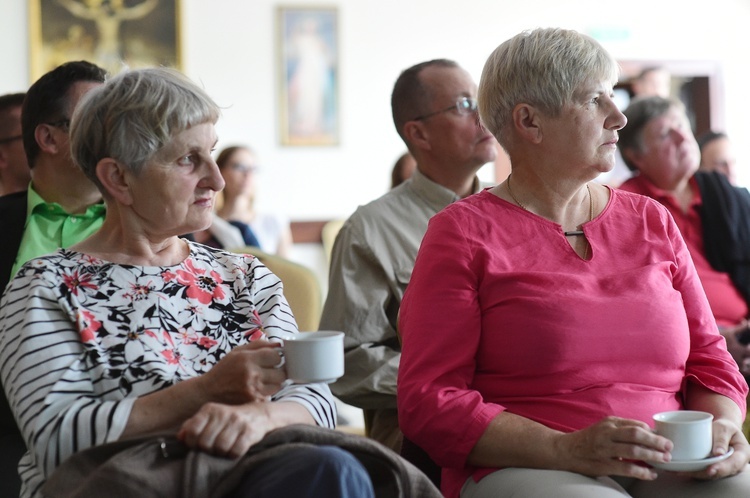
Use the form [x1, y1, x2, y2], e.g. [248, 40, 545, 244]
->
[273, 346, 285, 369]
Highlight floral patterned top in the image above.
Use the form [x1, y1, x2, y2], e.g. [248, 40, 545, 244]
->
[0, 242, 335, 498]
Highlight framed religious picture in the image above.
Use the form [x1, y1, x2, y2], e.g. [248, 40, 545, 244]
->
[29, 0, 181, 81]
[277, 6, 339, 146]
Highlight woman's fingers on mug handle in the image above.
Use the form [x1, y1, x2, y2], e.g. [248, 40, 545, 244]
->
[251, 347, 286, 369]
[235, 339, 281, 352]
[272, 348, 285, 369]
[711, 420, 737, 456]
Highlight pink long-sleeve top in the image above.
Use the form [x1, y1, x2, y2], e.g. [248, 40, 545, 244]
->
[397, 187, 748, 498]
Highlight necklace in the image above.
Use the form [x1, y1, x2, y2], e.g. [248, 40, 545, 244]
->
[505, 174, 594, 259]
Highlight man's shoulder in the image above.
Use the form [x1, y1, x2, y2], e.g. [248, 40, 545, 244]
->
[0, 191, 27, 211]
[0, 191, 28, 292]
[0, 191, 27, 230]
[351, 185, 421, 222]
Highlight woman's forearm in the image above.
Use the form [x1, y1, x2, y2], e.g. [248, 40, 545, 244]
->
[467, 411, 670, 481]
[684, 382, 744, 427]
[467, 411, 565, 469]
[121, 375, 211, 438]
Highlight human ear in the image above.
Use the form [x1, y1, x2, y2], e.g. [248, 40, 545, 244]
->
[96, 158, 134, 205]
[34, 124, 60, 154]
[403, 121, 431, 152]
[512, 103, 543, 144]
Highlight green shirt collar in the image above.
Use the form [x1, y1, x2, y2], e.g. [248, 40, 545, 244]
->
[11, 184, 105, 279]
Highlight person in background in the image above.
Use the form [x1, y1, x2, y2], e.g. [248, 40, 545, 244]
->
[320, 58, 498, 452]
[618, 97, 750, 382]
[214, 145, 293, 257]
[0, 61, 107, 293]
[0, 61, 106, 498]
[0, 93, 30, 196]
[596, 66, 673, 188]
[698, 131, 738, 185]
[631, 66, 672, 99]
[397, 28, 749, 498]
[390, 151, 416, 189]
[0, 67, 372, 498]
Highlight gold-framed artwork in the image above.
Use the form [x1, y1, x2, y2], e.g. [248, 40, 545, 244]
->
[277, 6, 339, 146]
[29, 0, 181, 81]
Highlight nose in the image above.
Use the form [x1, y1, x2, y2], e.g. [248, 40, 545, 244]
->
[607, 103, 627, 131]
[670, 126, 690, 145]
[203, 157, 226, 192]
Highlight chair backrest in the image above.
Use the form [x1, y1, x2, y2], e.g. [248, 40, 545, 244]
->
[232, 246, 322, 331]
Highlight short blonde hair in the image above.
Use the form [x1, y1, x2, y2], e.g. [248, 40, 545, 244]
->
[71, 67, 220, 193]
[478, 28, 619, 149]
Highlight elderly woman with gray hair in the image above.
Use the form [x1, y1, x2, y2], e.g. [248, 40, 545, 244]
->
[397, 28, 749, 498]
[0, 68, 376, 498]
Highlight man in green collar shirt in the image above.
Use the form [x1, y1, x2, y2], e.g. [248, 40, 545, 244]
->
[11, 181, 105, 279]
[0, 60, 107, 292]
[0, 60, 106, 497]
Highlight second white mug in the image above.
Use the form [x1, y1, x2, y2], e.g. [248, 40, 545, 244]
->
[279, 331, 344, 384]
[653, 410, 713, 461]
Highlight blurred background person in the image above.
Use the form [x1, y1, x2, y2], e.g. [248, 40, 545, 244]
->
[631, 66, 672, 98]
[596, 66, 673, 188]
[0, 93, 30, 196]
[390, 151, 416, 189]
[0, 67, 371, 498]
[618, 97, 750, 402]
[321, 58, 498, 454]
[215, 145, 293, 257]
[2, 61, 107, 291]
[698, 131, 738, 185]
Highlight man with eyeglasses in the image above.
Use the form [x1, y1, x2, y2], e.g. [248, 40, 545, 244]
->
[0, 60, 106, 496]
[0, 61, 107, 293]
[0, 93, 30, 196]
[320, 59, 498, 454]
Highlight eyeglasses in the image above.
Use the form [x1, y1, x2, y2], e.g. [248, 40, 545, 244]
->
[0, 134, 22, 145]
[46, 119, 71, 132]
[413, 97, 478, 121]
[228, 163, 258, 174]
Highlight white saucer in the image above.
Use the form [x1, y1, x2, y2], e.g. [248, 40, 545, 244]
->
[648, 447, 734, 472]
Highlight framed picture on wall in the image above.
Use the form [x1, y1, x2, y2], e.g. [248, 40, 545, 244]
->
[277, 6, 339, 146]
[29, 0, 181, 81]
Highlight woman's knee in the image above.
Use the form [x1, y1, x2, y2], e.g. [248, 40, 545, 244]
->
[462, 468, 631, 498]
[230, 445, 374, 498]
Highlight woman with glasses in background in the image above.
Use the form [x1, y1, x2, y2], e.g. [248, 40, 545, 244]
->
[212, 145, 293, 257]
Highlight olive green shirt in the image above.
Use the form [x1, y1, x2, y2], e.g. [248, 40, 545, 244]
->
[320, 168, 481, 409]
[11, 185, 105, 279]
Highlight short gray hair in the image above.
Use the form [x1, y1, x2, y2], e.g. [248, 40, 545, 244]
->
[478, 28, 619, 149]
[71, 67, 220, 193]
[618, 96, 684, 171]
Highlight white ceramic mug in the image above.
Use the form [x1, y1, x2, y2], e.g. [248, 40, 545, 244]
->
[279, 331, 344, 384]
[653, 410, 713, 461]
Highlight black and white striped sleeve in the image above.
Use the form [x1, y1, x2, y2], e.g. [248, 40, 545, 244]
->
[0, 270, 134, 481]
[247, 257, 337, 428]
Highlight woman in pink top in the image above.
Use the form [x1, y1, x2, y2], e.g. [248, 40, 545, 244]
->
[397, 28, 750, 498]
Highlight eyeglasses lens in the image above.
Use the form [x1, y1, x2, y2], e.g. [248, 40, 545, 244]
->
[457, 98, 478, 115]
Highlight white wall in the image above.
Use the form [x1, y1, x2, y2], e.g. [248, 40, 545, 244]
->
[2, 0, 750, 222]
